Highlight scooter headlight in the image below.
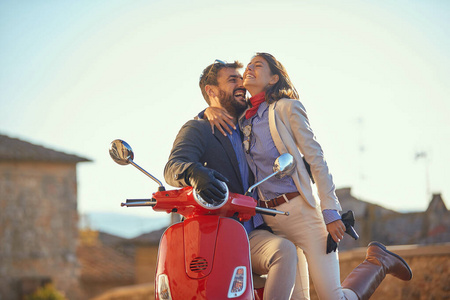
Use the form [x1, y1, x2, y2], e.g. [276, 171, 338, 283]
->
[157, 274, 172, 300]
[228, 266, 247, 298]
[193, 180, 228, 209]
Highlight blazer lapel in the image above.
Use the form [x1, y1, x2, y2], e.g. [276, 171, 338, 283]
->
[268, 102, 288, 154]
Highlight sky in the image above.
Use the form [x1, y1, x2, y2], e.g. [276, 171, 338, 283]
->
[1, 0, 449, 225]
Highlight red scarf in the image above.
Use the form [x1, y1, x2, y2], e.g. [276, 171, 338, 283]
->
[245, 92, 266, 119]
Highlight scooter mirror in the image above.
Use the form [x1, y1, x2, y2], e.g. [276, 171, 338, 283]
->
[109, 139, 165, 190]
[273, 153, 295, 179]
[245, 153, 295, 196]
[109, 139, 134, 165]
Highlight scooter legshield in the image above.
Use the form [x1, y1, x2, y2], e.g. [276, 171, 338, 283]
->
[155, 215, 254, 300]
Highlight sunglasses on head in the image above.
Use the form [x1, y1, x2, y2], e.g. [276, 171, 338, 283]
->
[204, 59, 227, 82]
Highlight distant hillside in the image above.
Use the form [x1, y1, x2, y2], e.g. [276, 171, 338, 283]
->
[79, 212, 170, 239]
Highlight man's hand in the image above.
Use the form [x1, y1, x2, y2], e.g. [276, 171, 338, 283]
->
[204, 107, 235, 136]
[326, 219, 346, 243]
[187, 165, 229, 204]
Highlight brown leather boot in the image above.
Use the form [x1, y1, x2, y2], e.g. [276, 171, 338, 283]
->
[341, 241, 413, 300]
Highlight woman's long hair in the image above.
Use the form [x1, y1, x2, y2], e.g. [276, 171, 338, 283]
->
[256, 52, 299, 103]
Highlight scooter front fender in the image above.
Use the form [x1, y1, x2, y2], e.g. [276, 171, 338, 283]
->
[155, 216, 254, 300]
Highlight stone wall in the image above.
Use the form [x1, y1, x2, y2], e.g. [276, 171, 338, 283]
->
[91, 283, 154, 300]
[0, 161, 81, 299]
[135, 246, 158, 285]
[311, 243, 450, 300]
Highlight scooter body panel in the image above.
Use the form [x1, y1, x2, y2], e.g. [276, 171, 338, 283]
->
[155, 215, 254, 300]
[184, 215, 219, 279]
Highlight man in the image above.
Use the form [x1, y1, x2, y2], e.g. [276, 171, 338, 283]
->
[164, 60, 297, 299]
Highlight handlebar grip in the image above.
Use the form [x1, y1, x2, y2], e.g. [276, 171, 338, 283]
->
[121, 198, 156, 207]
[255, 206, 289, 216]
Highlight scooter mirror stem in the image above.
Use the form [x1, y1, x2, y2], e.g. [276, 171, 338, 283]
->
[128, 159, 165, 191]
[245, 153, 295, 196]
[246, 172, 278, 196]
[109, 139, 165, 191]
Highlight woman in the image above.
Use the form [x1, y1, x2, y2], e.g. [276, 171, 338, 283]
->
[205, 53, 412, 300]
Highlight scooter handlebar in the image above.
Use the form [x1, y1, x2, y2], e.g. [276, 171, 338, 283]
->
[255, 206, 289, 216]
[121, 198, 156, 207]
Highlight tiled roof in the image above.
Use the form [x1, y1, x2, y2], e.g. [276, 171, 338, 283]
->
[77, 243, 135, 283]
[98, 231, 131, 247]
[131, 227, 166, 245]
[0, 134, 90, 163]
[427, 193, 448, 212]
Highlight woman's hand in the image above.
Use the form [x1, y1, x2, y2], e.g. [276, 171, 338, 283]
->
[204, 107, 235, 136]
[326, 219, 346, 243]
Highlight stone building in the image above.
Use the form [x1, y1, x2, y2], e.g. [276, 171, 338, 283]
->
[0, 134, 90, 299]
[337, 188, 450, 251]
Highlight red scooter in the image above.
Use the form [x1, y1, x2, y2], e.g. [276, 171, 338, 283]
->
[109, 139, 293, 300]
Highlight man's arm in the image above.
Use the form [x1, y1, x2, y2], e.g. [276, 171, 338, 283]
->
[164, 120, 207, 187]
[164, 120, 228, 203]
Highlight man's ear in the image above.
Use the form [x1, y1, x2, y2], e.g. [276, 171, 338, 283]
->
[269, 74, 279, 85]
[205, 85, 216, 98]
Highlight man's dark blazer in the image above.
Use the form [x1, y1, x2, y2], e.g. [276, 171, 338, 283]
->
[164, 119, 252, 194]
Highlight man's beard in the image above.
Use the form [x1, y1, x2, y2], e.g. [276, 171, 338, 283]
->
[218, 89, 248, 118]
